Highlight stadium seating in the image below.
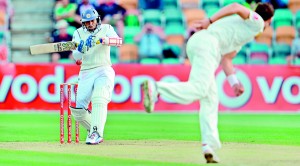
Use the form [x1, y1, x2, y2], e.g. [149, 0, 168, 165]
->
[110, 46, 119, 63]
[202, 0, 220, 12]
[163, 44, 182, 58]
[163, 0, 180, 9]
[164, 8, 184, 27]
[296, 11, 300, 29]
[234, 45, 248, 64]
[205, 7, 220, 17]
[111, 57, 119, 64]
[180, 0, 200, 9]
[142, 9, 163, 26]
[249, 53, 269, 64]
[5, 0, 299, 65]
[272, 42, 291, 58]
[248, 43, 271, 64]
[255, 26, 273, 46]
[119, 44, 139, 63]
[222, 0, 246, 7]
[118, 0, 138, 10]
[0, 31, 3, 43]
[233, 56, 247, 64]
[164, 8, 185, 37]
[166, 34, 185, 46]
[288, 0, 300, 13]
[294, 57, 300, 65]
[124, 26, 141, 44]
[238, 45, 248, 57]
[268, 56, 288, 64]
[164, 24, 185, 36]
[140, 57, 161, 64]
[162, 58, 182, 64]
[272, 9, 294, 30]
[183, 8, 206, 27]
[275, 26, 296, 45]
[124, 14, 140, 27]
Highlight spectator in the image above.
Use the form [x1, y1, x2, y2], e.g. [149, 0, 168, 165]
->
[124, 9, 141, 27]
[0, 44, 8, 62]
[245, 0, 260, 10]
[55, 0, 81, 28]
[138, 0, 163, 10]
[95, 0, 105, 5]
[134, 23, 166, 59]
[76, 0, 95, 15]
[74, 0, 96, 25]
[95, 0, 126, 37]
[51, 20, 74, 63]
[0, 0, 13, 30]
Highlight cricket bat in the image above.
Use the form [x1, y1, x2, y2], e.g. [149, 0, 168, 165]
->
[30, 40, 100, 55]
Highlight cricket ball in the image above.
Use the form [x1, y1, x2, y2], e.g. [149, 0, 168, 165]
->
[76, 60, 82, 65]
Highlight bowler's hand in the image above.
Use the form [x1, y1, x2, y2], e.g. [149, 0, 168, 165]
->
[192, 18, 211, 31]
[233, 84, 244, 97]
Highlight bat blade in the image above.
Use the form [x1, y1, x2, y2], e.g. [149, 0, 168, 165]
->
[30, 41, 78, 55]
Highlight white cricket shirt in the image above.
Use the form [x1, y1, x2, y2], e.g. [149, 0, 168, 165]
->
[207, 10, 264, 55]
[72, 24, 119, 70]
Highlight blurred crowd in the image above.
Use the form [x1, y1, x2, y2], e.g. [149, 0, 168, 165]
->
[0, 0, 12, 63]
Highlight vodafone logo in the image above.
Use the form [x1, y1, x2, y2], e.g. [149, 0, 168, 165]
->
[0, 64, 299, 111]
[0, 66, 78, 103]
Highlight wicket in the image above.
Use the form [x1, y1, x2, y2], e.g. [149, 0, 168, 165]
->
[60, 83, 79, 144]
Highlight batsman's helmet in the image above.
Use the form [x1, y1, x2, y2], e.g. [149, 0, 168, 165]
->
[81, 8, 100, 22]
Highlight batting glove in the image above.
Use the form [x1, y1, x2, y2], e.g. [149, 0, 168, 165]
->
[85, 35, 96, 48]
[77, 40, 87, 53]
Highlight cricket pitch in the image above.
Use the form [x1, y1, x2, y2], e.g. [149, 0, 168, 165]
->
[1, 141, 300, 165]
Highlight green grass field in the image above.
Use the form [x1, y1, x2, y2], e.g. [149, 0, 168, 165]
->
[0, 112, 300, 165]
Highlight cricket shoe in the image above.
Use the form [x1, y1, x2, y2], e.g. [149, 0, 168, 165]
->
[204, 150, 220, 164]
[142, 80, 157, 113]
[85, 131, 103, 145]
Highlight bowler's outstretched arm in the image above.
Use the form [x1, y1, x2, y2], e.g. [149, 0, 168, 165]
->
[221, 51, 244, 96]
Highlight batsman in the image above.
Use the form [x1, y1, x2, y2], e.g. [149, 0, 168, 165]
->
[70, 8, 122, 145]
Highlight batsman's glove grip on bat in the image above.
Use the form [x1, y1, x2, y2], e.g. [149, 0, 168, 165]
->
[77, 40, 86, 53]
[85, 35, 96, 48]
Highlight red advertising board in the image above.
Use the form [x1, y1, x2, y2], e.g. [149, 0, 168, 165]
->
[0, 63, 299, 112]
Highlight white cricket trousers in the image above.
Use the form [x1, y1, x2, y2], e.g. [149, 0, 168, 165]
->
[76, 66, 115, 137]
[156, 30, 222, 152]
